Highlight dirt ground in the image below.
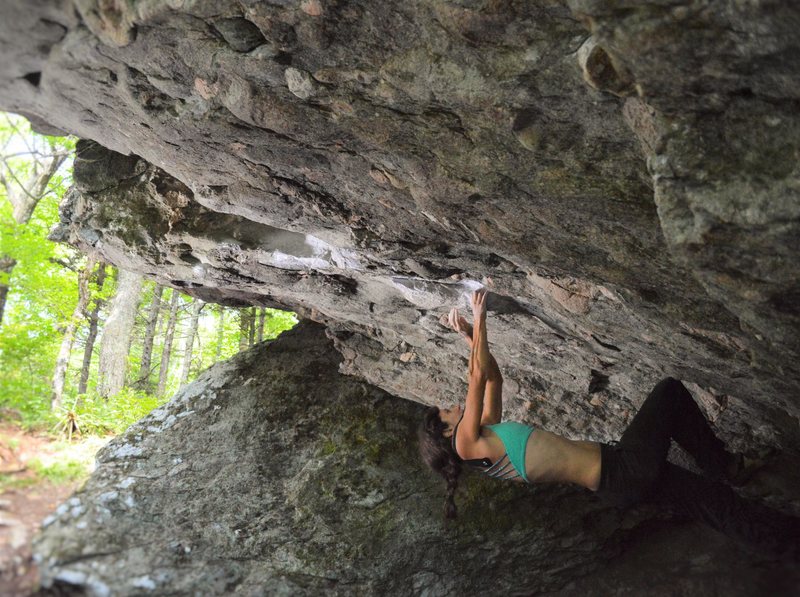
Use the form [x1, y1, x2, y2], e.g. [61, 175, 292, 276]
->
[0, 424, 82, 596]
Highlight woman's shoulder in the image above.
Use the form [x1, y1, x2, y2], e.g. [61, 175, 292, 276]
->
[456, 427, 496, 460]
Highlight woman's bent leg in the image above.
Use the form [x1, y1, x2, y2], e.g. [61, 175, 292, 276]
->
[656, 462, 800, 559]
[621, 377, 734, 479]
[600, 378, 744, 509]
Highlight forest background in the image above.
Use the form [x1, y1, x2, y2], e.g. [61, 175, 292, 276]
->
[0, 112, 296, 489]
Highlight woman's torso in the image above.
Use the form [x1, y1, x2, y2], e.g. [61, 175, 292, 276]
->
[476, 426, 602, 490]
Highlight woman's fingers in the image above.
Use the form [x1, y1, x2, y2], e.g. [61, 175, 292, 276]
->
[470, 288, 487, 315]
[448, 307, 466, 334]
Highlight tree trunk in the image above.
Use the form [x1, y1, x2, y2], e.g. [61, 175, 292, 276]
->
[157, 290, 181, 397]
[7, 151, 68, 224]
[136, 283, 164, 391]
[78, 262, 108, 394]
[51, 257, 94, 411]
[215, 306, 225, 360]
[248, 307, 256, 346]
[238, 308, 250, 352]
[179, 298, 203, 386]
[97, 268, 144, 398]
[0, 256, 16, 327]
[257, 307, 266, 343]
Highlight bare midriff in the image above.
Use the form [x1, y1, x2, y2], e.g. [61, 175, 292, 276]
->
[524, 429, 602, 490]
[478, 426, 602, 489]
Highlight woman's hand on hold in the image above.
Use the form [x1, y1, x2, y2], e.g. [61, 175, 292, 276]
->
[448, 307, 473, 341]
[470, 288, 487, 322]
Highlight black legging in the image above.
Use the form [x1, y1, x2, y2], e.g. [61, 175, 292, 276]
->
[598, 377, 800, 558]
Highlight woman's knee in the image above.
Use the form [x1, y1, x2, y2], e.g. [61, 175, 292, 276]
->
[655, 377, 689, 395]
[645, 377, 691, 413]
[651, 377, 682, 396]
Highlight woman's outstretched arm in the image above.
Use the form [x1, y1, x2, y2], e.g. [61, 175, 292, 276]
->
[470, 290, 502, 424]
[449, 305, 502, 424]
[482, 368, 503, 425]
[455, 290, 491, 450]
[469, 290, 491, 377]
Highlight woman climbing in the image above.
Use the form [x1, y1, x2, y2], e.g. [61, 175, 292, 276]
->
[419, 289, 799, 557]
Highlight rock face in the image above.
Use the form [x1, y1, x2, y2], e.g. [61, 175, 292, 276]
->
[1, 1, 798, 451]
[30, 323, 614, 594]
[1, 1, 800, 588]
[32, 323, 800, 595]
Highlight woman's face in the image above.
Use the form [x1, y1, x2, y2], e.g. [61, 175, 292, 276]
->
[438, 404, 462, 437]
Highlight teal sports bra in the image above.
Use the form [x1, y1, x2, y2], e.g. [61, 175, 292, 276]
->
[452, 420, 534, 483]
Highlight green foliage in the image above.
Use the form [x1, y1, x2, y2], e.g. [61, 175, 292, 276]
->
[0, 114, 79, 426]
[29, 456, 87, 484]
[0, 319, 57, 426]
[69, 389, 167, 436]
[261, 308, 299, 339]
[0, 434, 107, 491]
[0, 472, 39, 492]
[0, 112, 299, 441]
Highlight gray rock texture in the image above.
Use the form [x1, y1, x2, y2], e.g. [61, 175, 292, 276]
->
[2, 0, 797, 447]
[32, 323, 800, 595]
[1, 0, 799, 591]
[30, 322, 624, 594]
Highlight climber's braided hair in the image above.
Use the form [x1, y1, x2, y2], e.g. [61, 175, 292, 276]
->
[419, 406, 463, 520]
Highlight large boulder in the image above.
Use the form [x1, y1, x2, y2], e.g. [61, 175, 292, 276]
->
[32, 323, 800, 595]
[30, 322, 615, 594]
